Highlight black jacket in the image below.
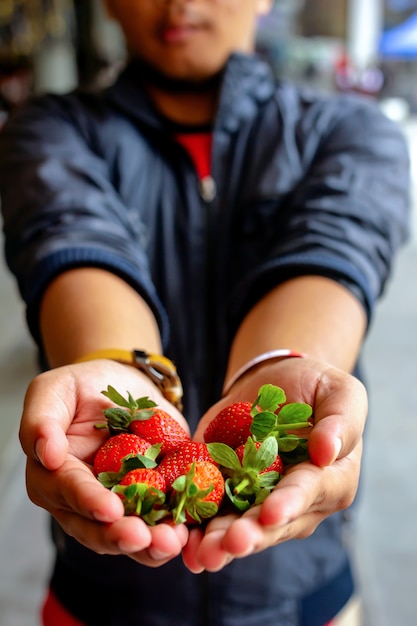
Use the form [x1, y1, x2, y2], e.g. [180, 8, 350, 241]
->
[0, 53, 410, 625]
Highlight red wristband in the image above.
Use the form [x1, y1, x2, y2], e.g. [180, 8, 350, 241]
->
[222, 349, 306, 396]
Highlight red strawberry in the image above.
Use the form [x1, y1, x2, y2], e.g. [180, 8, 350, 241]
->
[203, 402, 253, 449]
[93, 433, 154, 476]
[207, 436, 282, 513]
[99, 386, 190, 455]
[170, 461, 225, 525]
[157, 441, 217, 489]
[129, 408, 190, 456]
[114, 468, 168, 524]
[235, 440, 284, 475]
[204, 384, 313, 457]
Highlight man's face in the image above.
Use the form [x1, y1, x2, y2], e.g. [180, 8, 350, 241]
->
[104, 0, 272, 83]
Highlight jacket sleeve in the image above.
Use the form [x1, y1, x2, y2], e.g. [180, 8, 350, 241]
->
[0, 95, 169, 347]
[229, 93, 411, 328]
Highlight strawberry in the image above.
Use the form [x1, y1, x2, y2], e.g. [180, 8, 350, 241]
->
[235, 439, 284, 474]
[207, 436, 283, 512]
[203, 402, 253, 449]
[99, 385, 190, 455]
[204, 384, 313, 462]
[113, 468, 168, 524]
[170, 461, 225, 525]
[157, 441, 217, 489]
[129, 408, 190, 456]
[93, 433, 154, 476]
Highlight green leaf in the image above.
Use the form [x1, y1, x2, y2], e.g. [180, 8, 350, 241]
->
[252, 384, 286, 415]
[258, 471, 280, 489]
[97, 471, 123, 488]
[124, 484, 138, 499]
[130, 409, 157, 423]
[102, 407, 132, 429]
[241, 437, 258, 467]
[254, 437, 278, 472]
[250, 411, 277, 440]
[277, 402, 312, 424]
[278, 435, 305, 452]
[206, 443, 241, 470]
[196, 501, 218, 520]
[135, 483, 149, 499]
[101, 386, 132, 408]
[172, 475, 187, 492]
[225, 479, 251, 512]
[254, 488, 272, 505]
[134, 396, 157, 410]
[280, 441, 310, 465]
[143, 508, 170, 525]
[101, 387, 157, 416]
[120, 454, 158, 474]
[187, 482, 199, 498]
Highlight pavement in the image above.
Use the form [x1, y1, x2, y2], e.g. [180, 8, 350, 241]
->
[0, 117, 416, 626]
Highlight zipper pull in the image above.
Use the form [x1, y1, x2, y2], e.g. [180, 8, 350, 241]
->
[199, 176, 217, 203]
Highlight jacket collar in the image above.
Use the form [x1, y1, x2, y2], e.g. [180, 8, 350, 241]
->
[104, 52, 275, 134]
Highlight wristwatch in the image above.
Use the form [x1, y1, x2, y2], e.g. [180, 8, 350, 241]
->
[75, 348, 183, 411]
[131, 349, 183, 411]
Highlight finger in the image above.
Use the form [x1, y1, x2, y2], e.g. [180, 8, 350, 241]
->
[195, 529, 232, 572]
[19, 371, 75, 469]
[259, 447, 361, 528]
[27, 457, 125, 523]
[146, 522, 189, 561]
[219, 514, 264, 557]
[182, 527, 205, 573]
[308, 416, 343, 467]
[54, 509, 153, 555]
[309, 370, 368, 467]
[193, 514, 238, 572]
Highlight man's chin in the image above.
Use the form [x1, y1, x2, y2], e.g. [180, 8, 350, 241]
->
[133, 58, 223, 94]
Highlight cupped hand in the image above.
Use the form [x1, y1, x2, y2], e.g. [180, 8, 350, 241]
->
[184, 357, 367, 572]
[19, 359, 190, 566]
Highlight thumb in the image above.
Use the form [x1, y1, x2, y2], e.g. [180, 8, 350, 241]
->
[307, 412, 343, 467]
[19, 375, 71, 471]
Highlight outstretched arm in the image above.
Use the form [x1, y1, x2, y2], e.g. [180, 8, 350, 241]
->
[20, 266, 190, 566]
[185, 274, 368, 572]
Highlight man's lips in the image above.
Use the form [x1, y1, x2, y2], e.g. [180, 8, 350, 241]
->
[161, 24, 198, 43]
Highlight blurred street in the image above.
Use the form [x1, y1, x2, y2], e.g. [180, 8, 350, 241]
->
[0, 117, 416, 626]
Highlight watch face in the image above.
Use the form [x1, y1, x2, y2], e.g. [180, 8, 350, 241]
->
[133, 351, 183, 411]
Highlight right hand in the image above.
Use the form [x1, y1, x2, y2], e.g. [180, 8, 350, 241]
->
[19, 359, 190, 566]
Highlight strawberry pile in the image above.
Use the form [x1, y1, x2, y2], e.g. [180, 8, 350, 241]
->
[93, 383, 312, 525]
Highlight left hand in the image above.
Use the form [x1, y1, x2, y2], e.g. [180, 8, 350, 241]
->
[182, 356, 367, 572]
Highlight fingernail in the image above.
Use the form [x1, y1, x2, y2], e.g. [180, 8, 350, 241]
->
[332, 438, 342, 463]
[148, 547, 171, 560]
[118, 540, 147, 553]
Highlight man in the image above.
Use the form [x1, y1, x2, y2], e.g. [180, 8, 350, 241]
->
[0, 1, 410, 624]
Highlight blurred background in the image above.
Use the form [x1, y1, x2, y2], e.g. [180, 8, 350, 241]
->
[0, 1, 416, 625]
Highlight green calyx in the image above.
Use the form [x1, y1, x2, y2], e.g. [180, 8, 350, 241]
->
[112, 482, 168, 525]
[207, 437, 281, 512]
[96, 385, 158, 432]
[249, 384, 312, 463]
[97, 444, 161, 488]
[170, 463, 218, 525]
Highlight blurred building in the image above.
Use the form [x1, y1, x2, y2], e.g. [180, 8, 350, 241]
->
[0, 0, 416, 122]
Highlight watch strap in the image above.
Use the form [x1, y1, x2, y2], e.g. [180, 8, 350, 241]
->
[74, 348, 183, 411]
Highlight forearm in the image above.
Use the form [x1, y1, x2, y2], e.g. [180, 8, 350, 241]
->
[40, 267, 162, 367]
[225, 275, 367, 385]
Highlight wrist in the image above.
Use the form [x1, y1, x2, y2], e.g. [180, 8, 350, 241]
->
[73, 348, 183, 410]
[222, 349, 306, 397]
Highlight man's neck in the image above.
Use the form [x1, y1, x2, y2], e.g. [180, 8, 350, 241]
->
[133, 57, 222, 125]
[145, 85, 219, 126]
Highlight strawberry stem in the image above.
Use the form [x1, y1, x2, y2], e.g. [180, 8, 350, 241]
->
[173, 491, 188, 524]
[276, 422, 312, 431]
[233, 477, 251, 495]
